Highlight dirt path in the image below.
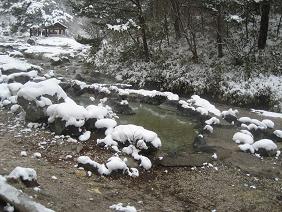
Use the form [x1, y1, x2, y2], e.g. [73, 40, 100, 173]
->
[0, 109, 282, 212]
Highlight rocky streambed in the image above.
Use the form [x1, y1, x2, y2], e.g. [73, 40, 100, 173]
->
[0, 35, 282, 211]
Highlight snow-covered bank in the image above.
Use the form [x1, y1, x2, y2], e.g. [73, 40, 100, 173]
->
[0, 175, 54, 212]
[88, 38, 282, 112]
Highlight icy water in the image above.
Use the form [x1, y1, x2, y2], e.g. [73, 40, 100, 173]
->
[72, 94, 197, 153]
[119, 103, 197, 153]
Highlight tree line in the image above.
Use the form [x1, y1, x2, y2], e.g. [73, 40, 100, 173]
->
[69, 0, 282, 63]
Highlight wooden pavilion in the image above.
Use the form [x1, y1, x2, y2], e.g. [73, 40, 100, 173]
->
[30, 22, 68, 37]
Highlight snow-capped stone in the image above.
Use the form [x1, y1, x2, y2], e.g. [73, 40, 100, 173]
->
[20, 151, 27, 157]
[262, 119, 274, 129]
[205, 117, 220, 125]
[79, 131, 91, 142]
[109, 203, 137, 212]
[252, 139, 277, 152]
[8, 167, 37, 182]
[273, 130, 282, 138]
[33, 152, 42, 158]
[232, 131, 254, 144]
[238, 117, 252, 123]
[212, 153, 218, 159]
[203, 125, 213, 133]
[238, 143, 255, 154]
[11, 104, 20, 113]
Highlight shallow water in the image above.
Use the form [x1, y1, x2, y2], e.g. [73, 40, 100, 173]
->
[119, 103, 197, 153]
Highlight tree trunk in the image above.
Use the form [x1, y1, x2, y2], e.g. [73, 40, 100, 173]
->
[216, 4, 224, 58]
[258, 0, 270, 50]
[170, 0, 181, 40]
[277, 15, 282, 37]
[139, 15, 150, 62]
[135, 0, 149, 61]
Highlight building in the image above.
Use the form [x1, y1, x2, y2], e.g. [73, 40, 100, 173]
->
[30, 22, 68, 37]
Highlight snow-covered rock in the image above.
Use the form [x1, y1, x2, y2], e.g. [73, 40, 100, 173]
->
[0, 55, 42, 74]
[252, 139, 277, 152]
[109, 203, 137, 212]
[77, 156, 133, 176]
[79, 131, 91, 141]
[205, 117, 220, 125]
[274, 130, 282, 138]
[7, 167, 38, 187]
[232, 131, 254, 144]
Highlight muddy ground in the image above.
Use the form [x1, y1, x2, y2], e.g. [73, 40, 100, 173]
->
[0, 108, 282, 212]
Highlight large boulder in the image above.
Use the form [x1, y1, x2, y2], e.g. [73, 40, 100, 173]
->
[17, 79, 68, 123]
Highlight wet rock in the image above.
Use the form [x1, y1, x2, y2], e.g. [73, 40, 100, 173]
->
[8, 75, 31, 84]
[255, 148, 277, 157]
[50, 56, 70, 66]
[107, 99, 135, 115]
[193, 134, 216, 153]
[48, 118, 82, 138]
[127, 94, 166, 105]
[159, 152, 213, 167]
[27, 38, 35, 45]
[271, 134, 282, 143]
[17, 96, 47, 123]
[177, 104, 211, 122]
[222, 114, 238, 124]
[7, 177, 39, 188]
[75, 73, 86, 81]
[84, 118, 97, 131]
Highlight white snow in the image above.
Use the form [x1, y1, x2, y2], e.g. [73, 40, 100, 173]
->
[0, 84, 11, 100]
[189, 95, 221, 116]
[79, 131, 91, 142]
[0, 175, 54, 212]
[0, 55, 42, 73]
[238, 117, 252, 123]
[205, 117, 220, 125]
[33, 152, 41, 158]
[77, 156, 130, 176]
[37, 37, 85, 50]
[20, 151, 27, 157]
[252, 139, 277, 151]
[212, 153, 218, 159]
[221, 108, 238, 118]
[11, 104, 20, 113]
[262, 119, 275, 129]
[251, 109, 282, 119]
[232, 131, 254, 144]
[17, 78, 68, 103]
[109, 203, 137, 212]
[95, 119, 117, 129]
[274, 130, 282, 138]
[238, 143, 255, 154]
[111, 125, 162, 149]
[204, 125, 213, 133]
[47, 101, 87, 127]
[8, 167, 37, 181]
